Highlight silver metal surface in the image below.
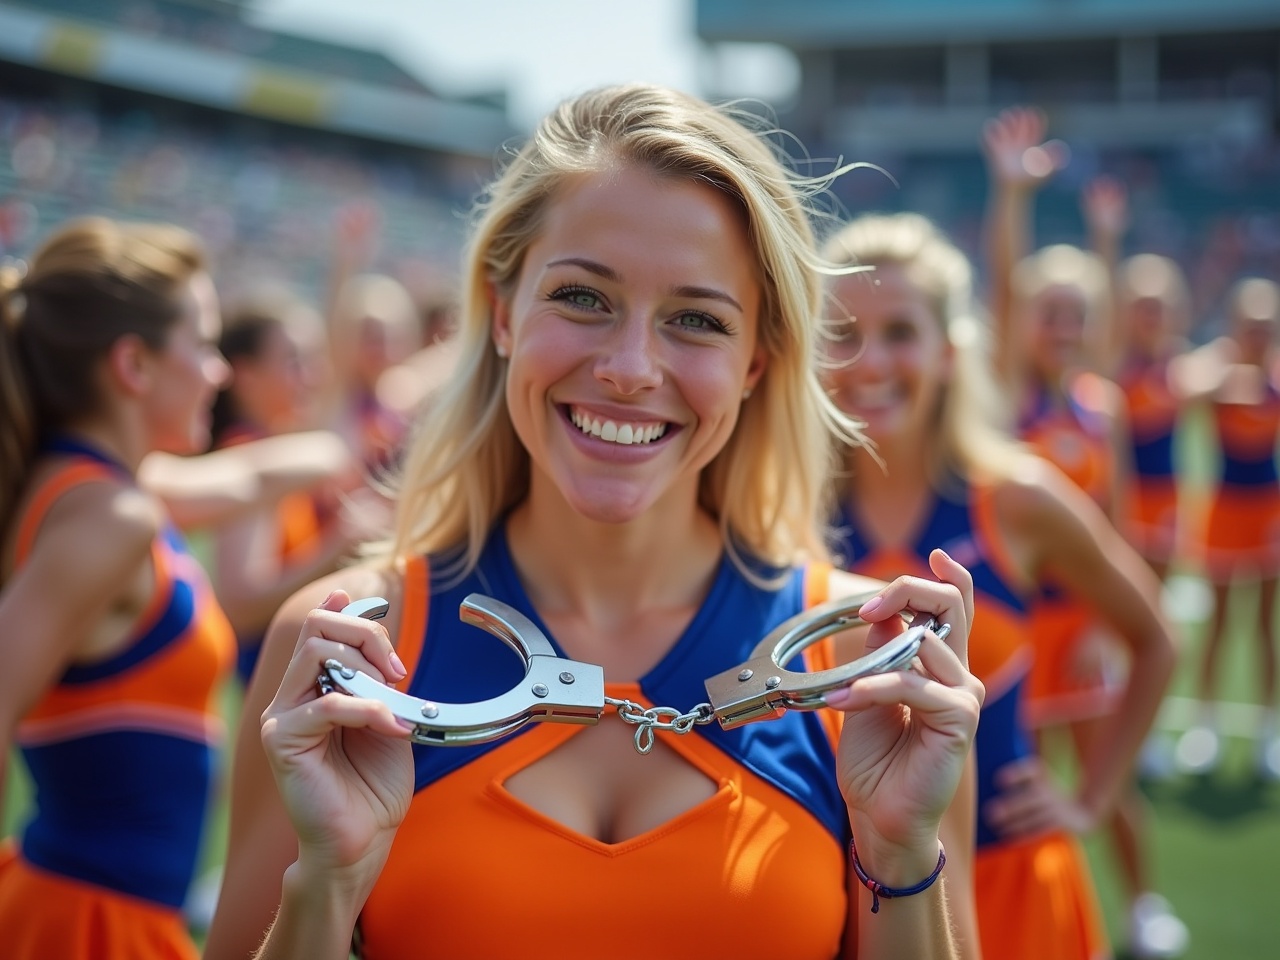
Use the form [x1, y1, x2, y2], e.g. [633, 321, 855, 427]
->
[703, 591, 948, 730]
[318, 594, 605, 746]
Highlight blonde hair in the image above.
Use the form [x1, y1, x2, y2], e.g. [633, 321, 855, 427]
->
[332, 274, 418, 339]
[1229, 276, 1280, 326]
[1118, 253, 1191, 336]
[1012, 243, 1110, 327]
[822, 212, 1024, 487]
[382, 83, 861, 580]
[0, 216, 204, 543]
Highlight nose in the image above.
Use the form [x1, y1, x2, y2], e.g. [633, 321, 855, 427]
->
[593, 314, 662, 394]
[208, 352, 232, 389]
[853, 334, 890, 375]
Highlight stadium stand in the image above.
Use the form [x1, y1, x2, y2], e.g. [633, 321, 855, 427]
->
[697, 0, 1280, 335]
[0, 0, 514, 301]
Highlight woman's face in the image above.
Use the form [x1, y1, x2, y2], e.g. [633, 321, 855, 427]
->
[232, 314, 325, 433]
[146, 271, 230, 454]
[494, 163, 766, 525]
[351, 313, 415, 391]
[1234, 315, 1276, 366]
[1125, 294, 1171, 357]
[824, 264, 950, 449]
[1026, 283, 1088, 379]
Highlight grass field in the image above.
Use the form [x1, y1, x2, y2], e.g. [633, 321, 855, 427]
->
[4, 408, 1279, 957]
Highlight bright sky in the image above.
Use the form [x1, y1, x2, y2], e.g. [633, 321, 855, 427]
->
[251, 0, 796, 130]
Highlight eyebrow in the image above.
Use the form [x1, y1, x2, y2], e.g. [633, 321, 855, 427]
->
[546, 257, 744, 314]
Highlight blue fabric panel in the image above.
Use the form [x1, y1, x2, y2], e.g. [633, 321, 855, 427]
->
[20, 732, 214, 908]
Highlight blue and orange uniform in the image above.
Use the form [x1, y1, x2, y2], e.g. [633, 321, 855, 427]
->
[1019, 376, 1122, 726]
[831, 481, 1109, 960]
[356, 525, 851, 960]
[1118, 359, 1181, 565]
[352, 388, 408, 476]
[1202, 379, 1280, 583]
[217, 423, 326, 682]
[0, 440, 235, 959]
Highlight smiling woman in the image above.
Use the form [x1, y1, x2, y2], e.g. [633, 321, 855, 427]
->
[204, 84, 985, 960]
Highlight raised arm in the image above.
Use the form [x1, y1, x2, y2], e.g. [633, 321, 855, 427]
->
[1081, 175, 1130, 375]
[981, 107, 1067, 388]
[139, 430, 357, 531]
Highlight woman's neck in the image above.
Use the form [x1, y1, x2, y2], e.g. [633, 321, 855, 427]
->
[846, 442, 936, 548]
[505, 471, 722, 634]
[57, 418, 148, 476]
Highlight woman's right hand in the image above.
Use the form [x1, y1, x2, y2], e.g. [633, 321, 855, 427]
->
[259, 590, 414, 881]
[981, 105, 1068, 190]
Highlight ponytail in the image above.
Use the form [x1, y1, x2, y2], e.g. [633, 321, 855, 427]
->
[0, 258, 36, 541]
[0, 217, 205, 545]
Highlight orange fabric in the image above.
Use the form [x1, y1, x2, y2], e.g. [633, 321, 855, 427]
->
[217, 425, 324, 567]
[1024, 600, 1121, 728]
[800, 564, 848, 751]
[0, 842, 199, 960]
[276, 491, 322, 562]
[1123, 478, 1180, 564]
[1122, 363, 1179, 443]
[359, 684, 848, 960]
[1199, 487, 1280, 583]
[392, 554, 429, 691]
[15, 462, 118, 563]
[1215, 394, 1280, 464]
[14, 468, 233, 745]
[1021, 378, 1114, 510]
[974, 832, 1109, 960]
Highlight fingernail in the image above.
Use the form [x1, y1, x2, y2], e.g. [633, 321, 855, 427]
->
[823, 686, 853, 708]
[389, 651, 407, 678]
[859, 596, 883, 617]
[322, 590, 338, 604]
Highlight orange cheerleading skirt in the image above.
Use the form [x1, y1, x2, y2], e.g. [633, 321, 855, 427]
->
[1199, 486, 1280, 584]
[1124, 477, 1180, 566]
[0, 841, 199, 960]
[975, 832, 1110, 960]
[1024, 598, 1123, 728]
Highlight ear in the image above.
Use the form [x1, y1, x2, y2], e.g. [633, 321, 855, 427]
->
[104, 334, 155, 398]
[744, 341, 768, 394]
[488, 281, 513, 358]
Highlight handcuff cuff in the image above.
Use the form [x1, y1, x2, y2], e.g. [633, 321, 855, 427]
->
[317, 593, 951, 755]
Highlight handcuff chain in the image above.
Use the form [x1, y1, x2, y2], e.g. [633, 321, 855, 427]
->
[604, 696, 716, 755]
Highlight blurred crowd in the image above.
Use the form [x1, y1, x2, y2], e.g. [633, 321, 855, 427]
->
[0, 81, 1277, 960]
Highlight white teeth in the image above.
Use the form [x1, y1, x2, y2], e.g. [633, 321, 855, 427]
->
[569, 408, 667, 445]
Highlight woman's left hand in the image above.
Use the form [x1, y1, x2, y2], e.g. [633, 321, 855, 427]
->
[825, 549, 984, 870]
[984, 757, 1097, 839]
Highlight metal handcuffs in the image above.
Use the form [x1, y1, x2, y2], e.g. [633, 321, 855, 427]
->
[317, 592, 950, 749]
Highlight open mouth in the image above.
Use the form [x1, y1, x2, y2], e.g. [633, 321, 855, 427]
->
[565, 405, 671, 446]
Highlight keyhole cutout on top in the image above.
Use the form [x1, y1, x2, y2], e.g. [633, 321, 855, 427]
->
[501, 711, 720, 845]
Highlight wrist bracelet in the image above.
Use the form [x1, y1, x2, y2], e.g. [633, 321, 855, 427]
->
[849, 839, 947, 914]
